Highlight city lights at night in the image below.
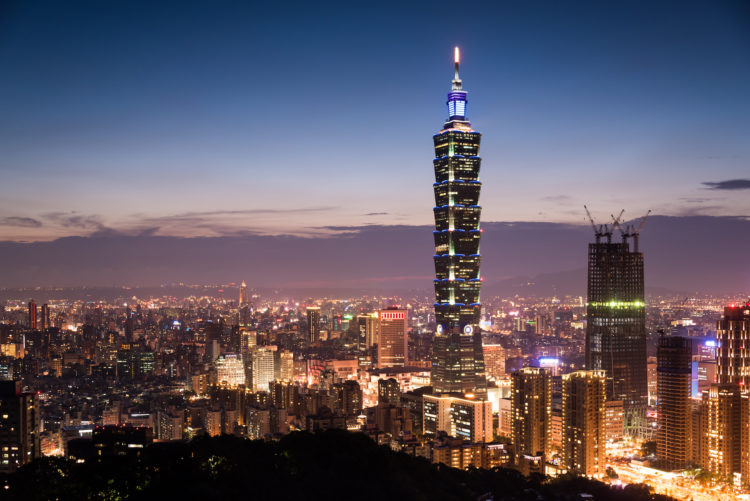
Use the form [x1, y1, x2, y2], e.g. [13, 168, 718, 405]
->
[0, 1, 749, 499]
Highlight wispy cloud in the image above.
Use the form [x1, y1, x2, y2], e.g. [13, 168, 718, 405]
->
[540, 195, 572, 203]
[147, 207, 339, 221]
[42, 212, 106, 230]
[676, 205, 727, 216]
[364, 212, 388, 216]
[0, 216, 42, 228]
[702, 179, 750, 190]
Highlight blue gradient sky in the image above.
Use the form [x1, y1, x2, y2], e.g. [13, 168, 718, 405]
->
[1, 0, 749, 241]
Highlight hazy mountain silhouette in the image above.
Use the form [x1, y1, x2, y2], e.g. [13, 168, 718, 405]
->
[0, 216, 747, 295]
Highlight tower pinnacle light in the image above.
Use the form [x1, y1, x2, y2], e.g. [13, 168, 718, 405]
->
[452, 46, 462, 91]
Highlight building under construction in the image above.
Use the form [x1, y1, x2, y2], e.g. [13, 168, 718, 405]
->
[584, 208, 649, 436]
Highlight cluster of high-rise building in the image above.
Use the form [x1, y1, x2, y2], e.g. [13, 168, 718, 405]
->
[654, 303, 750, 485]
[0, 49, 746, 498]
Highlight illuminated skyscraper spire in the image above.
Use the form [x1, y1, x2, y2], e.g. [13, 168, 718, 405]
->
[452, 47, 462, 90]
[431, 48, 487, 396]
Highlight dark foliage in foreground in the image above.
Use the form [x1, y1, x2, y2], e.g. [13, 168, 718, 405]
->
[1, 431, 674, 501]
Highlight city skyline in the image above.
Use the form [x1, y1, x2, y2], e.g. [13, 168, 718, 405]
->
[3, 2, 750, 499]
[1, 1, 749, 242]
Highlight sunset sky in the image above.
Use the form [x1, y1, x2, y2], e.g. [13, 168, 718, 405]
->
[1, 1, 749, 242]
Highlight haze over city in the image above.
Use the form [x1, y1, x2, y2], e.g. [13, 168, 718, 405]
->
[1, 1, 749, 500]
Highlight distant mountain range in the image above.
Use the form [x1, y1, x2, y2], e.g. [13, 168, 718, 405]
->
[0, 216, 747, 296]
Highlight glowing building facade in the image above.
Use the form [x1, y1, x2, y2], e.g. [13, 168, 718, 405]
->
[239, 281, 249, 305]
[561, 370, 606, 478]
[717, 303, 750, 386]
[431, 48, 486, 396]
[216, 353, 246, 387]
[307, 307, 321, 344]
[377, 308, 408, 369]
[510, 367, 551, 465]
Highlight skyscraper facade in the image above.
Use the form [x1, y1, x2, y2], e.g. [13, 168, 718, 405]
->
[40, 304, 50, 330]
[585, 232, 647, 432]
[511, 367, 551, 465]
[251, 347, 276, 393]
[561, 370, 606, 478]
[377, 308, 408, 369]
[239, 281, 249, 305]
[0, 381, 40, 473]
[704, 383, 741, 477]
[27, 299, 37, 330]
[717, 302, 750, 386]
[431, 48, 486, 396]
[216, 353, 246, 387]
[307, 307, 321, 344]
[656, 335, 694, 470]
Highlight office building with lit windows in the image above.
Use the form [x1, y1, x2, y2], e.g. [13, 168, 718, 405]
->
[703, 383, 741, 477]
[511, 367, 551, 465]
[251, 347, 276, 393]
[307, 307, 321, 344]
[40, 304, 50, 330]
[423, 393, 492, 443]
[27, 299, 37, 330]
[656, 335, 694, 470]
[431, 48, 486, 397]
[238, 280, 249, 305]
[482, 344, 505, 381]
[377, 308, 407, 369]
[717, 303, 750, 387]
[561, 370, 606, 478]
[216, 353, 246, 387]
[378, 378, 401, 407]
[0, 381, 40, 473]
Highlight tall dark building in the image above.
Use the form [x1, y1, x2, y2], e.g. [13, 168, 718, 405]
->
[585, 223, 647, 434]
[0, 381, 40, 473]
[307, 307, 321, 344]
[431, 48, 486, 396]
[717, 302, 750, 386]
[27, 299, 37, 330]
[40, 303, 50, 330]
[378, 378, 401, 407]
[656, 335, 694, 470]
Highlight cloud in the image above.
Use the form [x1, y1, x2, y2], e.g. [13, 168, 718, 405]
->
[701, 179, 750, 190]
[0, 216, 42, 228]
[676, 205, 727, 217]
[42, 212, 106, 230]
[540, 195, 572, 202]
[148, 207, 339, 221]
[364, 212, 388, 216]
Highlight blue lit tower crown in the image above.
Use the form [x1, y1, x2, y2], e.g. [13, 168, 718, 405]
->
[431, 48, 487, 396]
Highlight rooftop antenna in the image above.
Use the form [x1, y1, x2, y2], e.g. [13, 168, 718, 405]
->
[452, 46, 462, 90]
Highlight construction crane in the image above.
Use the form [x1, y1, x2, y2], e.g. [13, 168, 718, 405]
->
[619, 210, 651, 252]
[584, 205, 613, 243]
[610, 209, 625, 240]
[631, 210, 651, 252]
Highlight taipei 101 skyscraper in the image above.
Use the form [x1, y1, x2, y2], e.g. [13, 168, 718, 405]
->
[431, 48, 487, 396]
